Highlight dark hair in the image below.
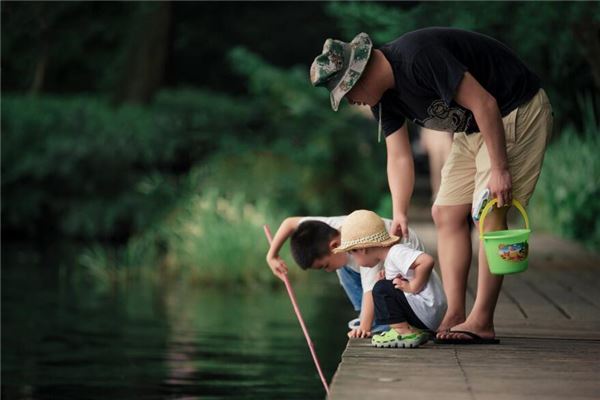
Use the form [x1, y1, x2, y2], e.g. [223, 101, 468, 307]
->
[290, 221, 339, 270]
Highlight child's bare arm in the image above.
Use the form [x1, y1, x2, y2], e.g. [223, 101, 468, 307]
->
[349, 291, 374, 338]
[266, 217, 303, 280]
[393, 253, 434, 294]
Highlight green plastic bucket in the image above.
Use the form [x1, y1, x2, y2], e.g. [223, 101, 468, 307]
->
[479, 199, 530, 275]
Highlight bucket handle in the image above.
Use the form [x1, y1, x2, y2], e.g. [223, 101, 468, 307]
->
[479, 198, 530, 239]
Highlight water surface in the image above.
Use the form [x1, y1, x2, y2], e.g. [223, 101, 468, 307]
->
[2, 246, 354, 399]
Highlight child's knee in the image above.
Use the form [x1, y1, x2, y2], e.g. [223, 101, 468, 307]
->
[373, 279, 393, 297]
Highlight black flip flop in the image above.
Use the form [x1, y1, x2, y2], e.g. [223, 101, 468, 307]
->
[434, 330, 500, 345]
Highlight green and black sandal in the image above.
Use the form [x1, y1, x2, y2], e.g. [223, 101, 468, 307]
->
[371, 329, 429, 348]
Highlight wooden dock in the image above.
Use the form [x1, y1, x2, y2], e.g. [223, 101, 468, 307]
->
[328, 222, 600, 400]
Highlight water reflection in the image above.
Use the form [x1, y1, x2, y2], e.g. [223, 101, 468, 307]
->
[2, 246, 353, 399]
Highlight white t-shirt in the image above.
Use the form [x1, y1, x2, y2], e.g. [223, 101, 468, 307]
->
[384, 244, 447, 330]
[298, 216, 424, 293]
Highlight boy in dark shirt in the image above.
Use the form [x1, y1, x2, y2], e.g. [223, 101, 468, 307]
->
[310, 28, 553, 343]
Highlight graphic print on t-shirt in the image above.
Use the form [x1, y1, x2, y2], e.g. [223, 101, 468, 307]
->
[416, 99, 474, 132]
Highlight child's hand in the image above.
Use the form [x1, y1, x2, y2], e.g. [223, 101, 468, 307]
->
[378, 270, 385, 280]
[393, 277, 413, 293]
[266, 255, 288, 281]
[347, 328, 372, 338]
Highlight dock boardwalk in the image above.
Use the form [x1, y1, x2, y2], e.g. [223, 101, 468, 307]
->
[328, 223, 600, 400]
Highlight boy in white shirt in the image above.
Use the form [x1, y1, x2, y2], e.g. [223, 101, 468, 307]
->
[334, 209, 447, 348]
[266, 215, 424, 339]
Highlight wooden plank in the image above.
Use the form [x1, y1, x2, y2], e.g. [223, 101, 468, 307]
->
[527, 238, 600, 282]
[329, 227, 600, 399]
[538, 263, 600, 308]
[500, 273, 568, 321]
[465, 267, 527, 320]
[520, 266, 600, 321]
[331, 342, 479, 400]
[528, 233, 598, 261]
[458, 338, 600, 399]
[544, 260, 600, 283]
[329, 338, 600, 400]
[495, 319, 600, 340]
[498, 286, 529, 319]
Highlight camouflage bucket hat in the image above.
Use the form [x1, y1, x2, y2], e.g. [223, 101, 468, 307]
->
[310, 32, 373, 111]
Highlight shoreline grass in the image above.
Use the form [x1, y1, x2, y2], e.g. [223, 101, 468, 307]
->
[77, 189, 307, 288]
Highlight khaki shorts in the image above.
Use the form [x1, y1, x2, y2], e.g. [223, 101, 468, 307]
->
[434, 89, 553, 207]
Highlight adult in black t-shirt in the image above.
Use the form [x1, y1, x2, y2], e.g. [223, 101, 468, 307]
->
[310, 28, 553, 344]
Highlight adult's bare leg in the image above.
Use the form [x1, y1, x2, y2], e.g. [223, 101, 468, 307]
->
[438, 206, 508, 340]
[432, 204, 472, 334]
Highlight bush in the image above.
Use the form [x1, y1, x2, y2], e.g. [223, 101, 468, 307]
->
[77, 187, 303, 287]
[3, 49, 393, 285]
[1, 89, 265, 239]
[529, 95, 600, 250]
[2, 48, 388, 242]
[2, 95, 174, 238]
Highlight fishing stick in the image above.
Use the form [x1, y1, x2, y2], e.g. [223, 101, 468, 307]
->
[263, 224, 330, 396]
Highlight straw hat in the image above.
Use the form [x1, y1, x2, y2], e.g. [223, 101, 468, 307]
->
[333, 210, 400, 253]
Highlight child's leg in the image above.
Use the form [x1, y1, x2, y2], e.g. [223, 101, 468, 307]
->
[338, 267, 390, 333]
[372, 279, 428, 334]
[337, 266, 362, 312]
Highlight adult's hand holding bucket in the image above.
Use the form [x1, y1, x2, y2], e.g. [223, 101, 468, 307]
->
[479, 199, 530, 275]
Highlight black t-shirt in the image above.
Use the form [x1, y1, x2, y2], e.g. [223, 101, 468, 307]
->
[371, 27, 541, 136]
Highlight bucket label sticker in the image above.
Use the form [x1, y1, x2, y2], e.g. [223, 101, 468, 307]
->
[498, 242, 528, 262]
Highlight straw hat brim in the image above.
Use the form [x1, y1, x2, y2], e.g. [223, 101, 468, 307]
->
[332, 234, 401, 253]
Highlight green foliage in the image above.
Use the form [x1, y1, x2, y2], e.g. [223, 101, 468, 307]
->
[5, 2, 599, 287]
[78, 188, 302, 287]
[2, 96, 169, 238]
[144, 49, 392, 285]
[3, 49, 392, 284]
[225, 47, 388, 214]
[529, 95, 600, 249]
[1, 2, 136, 93]
[1, 90, 253, 238]
[2, 2, 339, 96]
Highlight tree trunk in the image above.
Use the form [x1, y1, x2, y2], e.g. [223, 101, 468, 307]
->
[114, 2, 171, 104]
[29, 4, 49, 95]
[571, 11, 600, 91]
[30, 44, 48, 95]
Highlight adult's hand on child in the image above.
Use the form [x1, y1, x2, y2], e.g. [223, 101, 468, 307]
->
[266, 255, 288, 281]
[347, 328, 372, 339]
[393, 277, 413, 293]
[391, 213, 409, 239]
